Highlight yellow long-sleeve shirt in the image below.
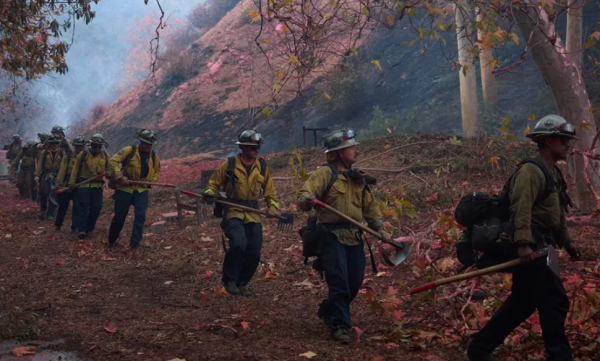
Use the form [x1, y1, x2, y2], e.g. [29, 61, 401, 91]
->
[69, 151, 110, 188]
[56, 151, 82, 188]
[205, 155, 279, 224]
[109, 146, 161, 193]
[35, 149, 64, 179]
[297, 165, 383, 246]
[11, 147, 36, 170]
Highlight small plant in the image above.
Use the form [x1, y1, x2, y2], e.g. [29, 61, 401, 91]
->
[289, 146, 310, 191]
[381, 186, 418, 220]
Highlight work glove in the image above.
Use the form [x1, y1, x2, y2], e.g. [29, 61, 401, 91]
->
[517, 244, 534, 264]
[203, 192, 218, 205]
[303, 195, 318, 209]
[564, 243, 581, 261]
[117, 176, 129, 186]
[266, 209, 280, 218]
[34, 176, 40, 183]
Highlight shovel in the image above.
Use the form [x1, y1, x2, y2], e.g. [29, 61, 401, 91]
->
[126, 180, 177, 188]
[409, 247, 550, 294]
[54, 173, 106, 195]
[313, 199, 412, 266]
[181, 190, 294, 231]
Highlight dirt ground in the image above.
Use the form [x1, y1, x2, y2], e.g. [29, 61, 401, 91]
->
[0, 134, 598, 361]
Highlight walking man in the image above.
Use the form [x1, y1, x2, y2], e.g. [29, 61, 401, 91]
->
[467, 115, 581, 361]
[204, 130, 280, 297]
[10, 139, 36, 200]
[297, 129, 391, 343]
[6, 134, 22, 183]
[108, 129, 160, 249]
[35, 135, 63, 220]
[55, 136, 86, 232]
[69, 134, 109, 240]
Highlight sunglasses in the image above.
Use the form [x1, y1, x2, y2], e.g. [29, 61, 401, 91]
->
[90, 144, 102, 149]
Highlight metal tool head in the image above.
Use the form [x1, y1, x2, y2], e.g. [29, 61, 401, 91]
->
[380, 242, 412, 267]
[276, 213, 294, 232]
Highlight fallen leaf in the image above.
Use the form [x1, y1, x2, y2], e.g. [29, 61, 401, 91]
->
[32, 230, 43, 235]
[81, 283, 93, 288]
[425, 192, 438, 204]
[104, 325, 118, 333]
[375, 271, 387, 278]
[57, 259, 65, 266]
[164, 281, 174, 285]
[371, 60, 382, 71]
[385, 342, 400, 349]
[353, 326, 364, 343]
[11, 346, 36, 356]
[373, 357, 386, 361]
[215, 286, 228, 296]
[200, 236, 213, 243]
[203, 270, 214, 279]
[100, 254, 116, 261]
[167, 359, 186, 361]
[294, 278, 314, 289]
[299, 351, 317, 359]
[163, 246, 173, 250]
[4, 234, 11, 239]
[490, 156, 499, 165]
[240, 321, 250, 330]
[264, 271, 278, 279]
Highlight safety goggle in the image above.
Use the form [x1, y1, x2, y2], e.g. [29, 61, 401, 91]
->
[557, 123, 576, 136]
[342, 129, 356, 140]
[240, 130, 263, 143]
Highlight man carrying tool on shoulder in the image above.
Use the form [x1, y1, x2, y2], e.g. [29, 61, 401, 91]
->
[10, 139, 36, 200]
[107, 129, 160, 249]
[35, 135, 64, 220]
[297, 129, 391, 344]
[467, 115, 581, 361]
[69, 134, 110, 240]
[55, 136, 86, 233]
[204, 130, 280, 297]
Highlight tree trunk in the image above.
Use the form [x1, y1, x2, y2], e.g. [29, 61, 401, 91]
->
[455, 4, 479, 138]
[476, 8, 498, 106]
[566, 0, 584, 70]
[516, 2, 599, 209]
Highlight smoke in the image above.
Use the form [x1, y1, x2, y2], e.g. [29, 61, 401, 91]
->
[30, 0, 200, 133]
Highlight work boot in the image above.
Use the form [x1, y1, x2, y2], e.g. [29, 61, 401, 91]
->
[39, 211, 45, 220]
[223, 281, 240, 295]
[55, 225, 61, 232]
[331, 329, 351, 344]
[318, 300, 332, 328]
[78, 232, 86, 240]
[238, 285, 253, 297]
[86, 231, 95, 240]
[46, 215, 54, 221]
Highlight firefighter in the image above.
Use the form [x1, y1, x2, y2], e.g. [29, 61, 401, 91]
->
[69, 134, 109, 240]
[204, 130, 279, 297]
[107, 129, 160, 249]
[35, 135, 63, 220]
[10, 139, 36, 200]
[467, 115, 581, 361]
[51, 125, 72, 154]
[297, 129, 391, 344]
[55, 136, 86, 232]
[6, 134, 22, 183]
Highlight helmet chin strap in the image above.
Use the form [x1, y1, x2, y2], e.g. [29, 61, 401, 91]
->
[338, 150, 352, 170]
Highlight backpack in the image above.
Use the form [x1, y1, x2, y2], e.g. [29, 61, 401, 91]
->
[108, 146, 156, 189]
[455, 158, 568, 269]
[300, 163, 338, 260]
[39, 149, 64, 176]
[214, 156, 267, 218]
[76, 150, 109, 184]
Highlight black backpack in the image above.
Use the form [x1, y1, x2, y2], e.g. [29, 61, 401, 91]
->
[214, 156, 267, 218]
[455, 158, 569, 269]
[108, 146, 156, 189]
[300, 163, 339, 260]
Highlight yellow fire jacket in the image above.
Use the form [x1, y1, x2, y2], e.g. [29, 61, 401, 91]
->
[35, 149, 64, 179]
[11, 147, 36, 170]
[297, 165, 383, 246]
[69, 151, 110, 188]
[56, 150, 82, 189]
[109, 146, 161, 193]
[205, 155, 279, 224]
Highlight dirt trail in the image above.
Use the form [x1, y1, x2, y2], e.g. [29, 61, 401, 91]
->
[0, 135, 598, 361]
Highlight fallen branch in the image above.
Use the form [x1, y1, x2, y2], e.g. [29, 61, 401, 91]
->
[360, 164, 441, 173]
[354, 141, 440, 166]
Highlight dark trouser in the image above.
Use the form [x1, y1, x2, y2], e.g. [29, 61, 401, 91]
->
[468, 261, 572, 361]
[108, 190, 149, 247]
[16, 168, 34, 200]
[55, 191, 77, 230]
[39, 177, 56, 216]
[74, 187, 103, 234]
[221, 218, 263, 285]
[320, 233, 366, 332]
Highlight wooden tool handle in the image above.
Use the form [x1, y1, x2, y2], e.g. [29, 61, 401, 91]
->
[314, 199, 384, 240]
[127, 180, 176, 187]
[410, 258, 523, 294]
[56, 173, 105, 194]
[181, 190, 275, 218]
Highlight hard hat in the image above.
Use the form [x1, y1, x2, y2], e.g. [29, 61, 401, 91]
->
[12, 134, 20, 140]
[527, 115, 576, 139]
[72, 136, 87, 146]
[235, 130, 263, 146]
[25, 139, 36, 147]
[38, 132, 51, 142]
[323, 129, 360, 153]
[90, 133, 106, 145]
[137, 129, 157, 145]
[51, 125, 66, 136]
[46, 135, 61, 144]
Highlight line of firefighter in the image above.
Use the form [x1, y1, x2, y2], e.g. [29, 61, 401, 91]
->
[7, 127, 161, 250]
[5, 117, 583, 358]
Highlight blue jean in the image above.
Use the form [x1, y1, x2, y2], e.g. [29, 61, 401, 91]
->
[321, 233, 366, 331]
[108, 190, 149, 248]
[39, 177, 57, 216]
[74, 187, 103, 233]
[55, 190, 77, 230]
[222, 218, 263, 285]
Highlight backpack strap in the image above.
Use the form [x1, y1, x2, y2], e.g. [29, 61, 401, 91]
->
[122, 146, 137, 178]
[76, 151, 88, 183]
[259, 158, 267, 178]
[320, 163, 339, 201]
[518, 158, 557, 207]
[223, 156, 237, 197]
[61, 152, 72, 184]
